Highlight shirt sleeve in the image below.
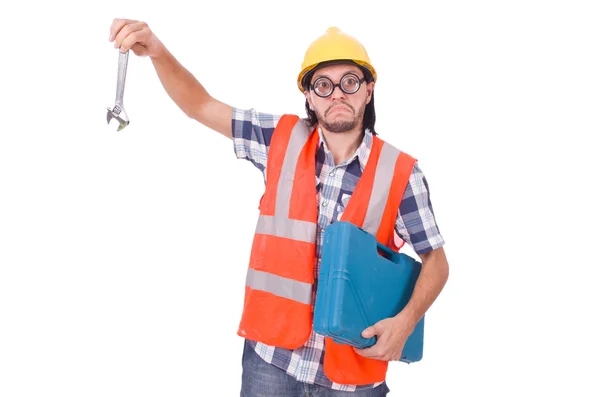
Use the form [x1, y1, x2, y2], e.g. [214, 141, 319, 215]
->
[395, 162, 445, 255]
[231, 107, 282, 176]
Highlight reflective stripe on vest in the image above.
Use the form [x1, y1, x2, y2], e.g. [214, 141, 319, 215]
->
[362, 142, 400, 235]
[274, 119, 311, 217]
[245, 268, 312, 305]
[255, 215, 316, 243]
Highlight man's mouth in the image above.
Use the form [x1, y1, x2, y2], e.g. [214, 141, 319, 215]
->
[327, 105, 352, 116]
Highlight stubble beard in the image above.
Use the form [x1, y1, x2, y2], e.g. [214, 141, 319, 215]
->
[316, 103, 365, 133]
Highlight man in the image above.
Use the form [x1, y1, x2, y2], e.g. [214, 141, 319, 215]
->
[108, 19, 449, 397]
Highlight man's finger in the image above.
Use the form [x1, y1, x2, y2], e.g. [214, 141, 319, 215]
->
[353, 345, 386, 360]
[354, 346, 376, 358]
[362, 320, 386, 338]
[113, 21, 147, 50]
[118, 23, 149, 51]
[109, 18, 136, 42]
[361, 326, 375, 338]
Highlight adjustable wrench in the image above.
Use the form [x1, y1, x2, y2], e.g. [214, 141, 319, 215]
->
[106, 49, 130, 131]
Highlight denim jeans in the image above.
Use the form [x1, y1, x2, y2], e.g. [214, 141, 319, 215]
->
[240, 340, 390, 397]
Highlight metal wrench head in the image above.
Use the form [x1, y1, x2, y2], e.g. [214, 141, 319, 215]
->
[106, 104, 129, 131]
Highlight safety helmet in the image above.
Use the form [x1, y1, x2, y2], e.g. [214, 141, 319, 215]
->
[297, 27, 377, 92]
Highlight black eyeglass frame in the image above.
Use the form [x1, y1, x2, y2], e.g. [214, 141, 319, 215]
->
[308, 72, 366, 98]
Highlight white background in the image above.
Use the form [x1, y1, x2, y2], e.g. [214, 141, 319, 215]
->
[1, 0, 599, 396]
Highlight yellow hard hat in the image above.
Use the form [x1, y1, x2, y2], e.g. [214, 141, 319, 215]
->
[297, 27, 377, 92]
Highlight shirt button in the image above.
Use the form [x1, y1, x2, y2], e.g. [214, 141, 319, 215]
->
[322, 202, 327, 207]
[329, 171, 335, 176]
[321, 228, 325, 233]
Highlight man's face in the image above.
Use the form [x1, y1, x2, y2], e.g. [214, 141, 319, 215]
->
[304, 63, 374, 133]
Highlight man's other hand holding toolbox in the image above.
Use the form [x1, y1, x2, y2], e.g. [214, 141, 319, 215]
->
[314, 221, 425, 363]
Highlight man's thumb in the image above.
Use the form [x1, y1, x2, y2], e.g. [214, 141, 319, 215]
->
[361, 324, 379, 338]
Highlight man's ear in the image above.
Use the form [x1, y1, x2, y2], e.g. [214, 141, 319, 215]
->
[305, 91, 314, 110]
[366, 82, 375, 104]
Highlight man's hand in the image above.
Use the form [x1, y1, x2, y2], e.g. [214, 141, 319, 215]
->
[353, 312, 416, 361]
[354, 246, 449, 361]
[109, 18, 165, 59]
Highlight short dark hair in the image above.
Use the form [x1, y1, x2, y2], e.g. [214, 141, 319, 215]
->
[301, 61, 377, 135]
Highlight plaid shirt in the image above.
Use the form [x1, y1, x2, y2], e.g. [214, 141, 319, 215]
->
[232, 107, 445, 392]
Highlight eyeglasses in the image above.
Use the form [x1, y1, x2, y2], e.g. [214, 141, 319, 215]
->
[309, 72, 366, 98]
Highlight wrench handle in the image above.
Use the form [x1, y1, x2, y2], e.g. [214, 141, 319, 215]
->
[115, 49, 129, 106]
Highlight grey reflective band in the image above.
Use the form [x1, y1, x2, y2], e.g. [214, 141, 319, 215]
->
[255, 215, 317, 243]
[362, 142, 400, 235]
[275, 120, 311, 217]
[246, 268, 312, 305]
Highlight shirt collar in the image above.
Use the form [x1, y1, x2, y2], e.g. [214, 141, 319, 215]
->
[317, 124, 373, 171]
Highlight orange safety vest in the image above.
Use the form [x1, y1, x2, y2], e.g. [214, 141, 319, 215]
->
[237, 114, 417, 385]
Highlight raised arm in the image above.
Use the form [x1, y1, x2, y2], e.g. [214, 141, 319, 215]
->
[109, 18, 233, 139]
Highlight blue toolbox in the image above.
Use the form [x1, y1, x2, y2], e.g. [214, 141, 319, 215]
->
[314, 221, 425, 363]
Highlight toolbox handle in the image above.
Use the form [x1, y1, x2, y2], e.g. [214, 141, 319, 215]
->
[376, 242, 396, 260]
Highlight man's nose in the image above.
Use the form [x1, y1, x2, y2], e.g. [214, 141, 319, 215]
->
[330, 84, 347, 99]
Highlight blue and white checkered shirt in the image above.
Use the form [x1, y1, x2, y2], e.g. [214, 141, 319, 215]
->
[232, 107, 445, 392]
